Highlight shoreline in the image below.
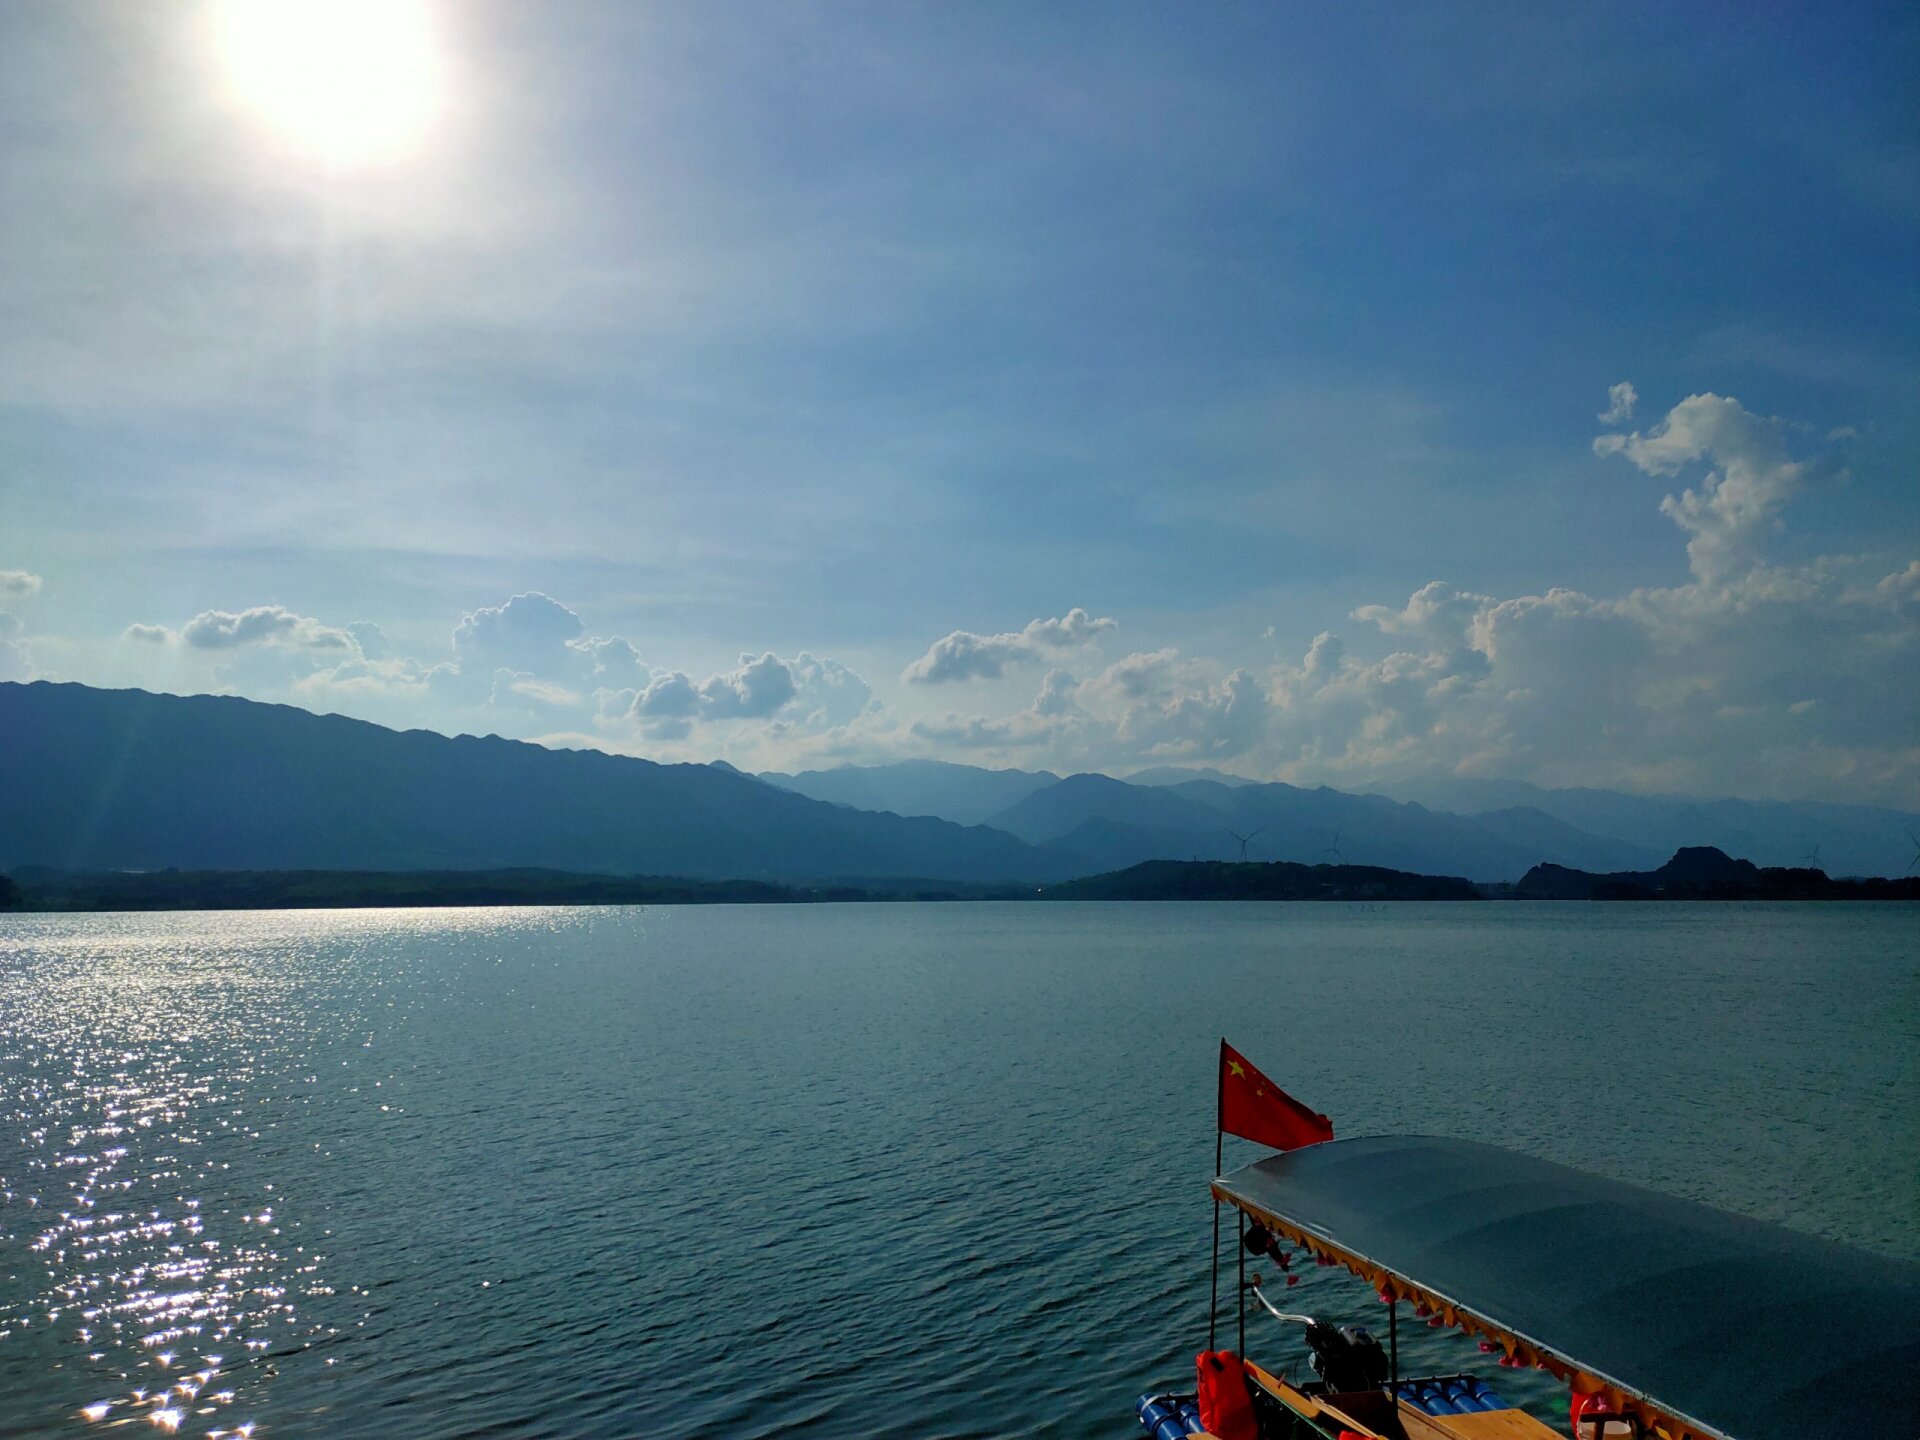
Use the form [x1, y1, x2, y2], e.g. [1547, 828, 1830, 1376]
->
[5, 857, 1917, 913]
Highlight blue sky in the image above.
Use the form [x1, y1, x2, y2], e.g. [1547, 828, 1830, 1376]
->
[3, 3, 1916, 804]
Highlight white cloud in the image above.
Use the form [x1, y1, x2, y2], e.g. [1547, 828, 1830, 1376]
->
[1352, 580, 1493, 654]
[627, 652, 805, 737]
[870, 393, 1917, 805]
[697, 652, 797, 719]
[181, 605, 354, 651]
[432, 593, 657, 716]
[289, 657, 432, 712]
[0, 570, 42, 597]
[634, 670, 701, 720]
[1032, 667, 1079, 717]
[904, 649, 1265, 767]
[1081, 652, 1266, 759]
[573, 634, 647, 690]
[786, 652, 875, 730]
[1242, 391, 1916, 803]
[490, 671, 581, 709]
[902, 607, 1115, 684]
[452, 592, 585, 676]
[123, 623, 173, 644]
[1598, 380, 1637, 425]
[1594, 392, 1814, 582]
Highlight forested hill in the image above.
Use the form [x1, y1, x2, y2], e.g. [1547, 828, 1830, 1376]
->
[1042, 859, 1480, 901]
[0, 682, 1064, 885]
[1516, 846, 1920, 900]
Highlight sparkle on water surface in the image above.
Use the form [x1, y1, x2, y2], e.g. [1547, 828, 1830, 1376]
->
[0, 903, 1914, 1438]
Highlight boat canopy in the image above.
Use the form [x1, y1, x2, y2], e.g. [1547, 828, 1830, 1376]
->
[1212, 1135, 1920, 1440]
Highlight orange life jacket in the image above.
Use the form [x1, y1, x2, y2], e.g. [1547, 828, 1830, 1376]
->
[1195, 1350, 1260, 1440]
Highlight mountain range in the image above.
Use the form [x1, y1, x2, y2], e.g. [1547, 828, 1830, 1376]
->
[761, 761, 1919, 880]
[0, 682, 1059, 884]
[5, 681, 1915, 886]
[760, 759, 1059, 827]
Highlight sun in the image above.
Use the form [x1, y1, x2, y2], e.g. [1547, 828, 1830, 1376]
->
[214, 0, 442, 166]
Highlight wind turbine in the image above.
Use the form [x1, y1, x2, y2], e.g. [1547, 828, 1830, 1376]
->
[1319, 827, 1343, 862]
[1908, 832, 1920, 873]
[1799, 841, 1822, 868]
[1226, 827, 1264, 862]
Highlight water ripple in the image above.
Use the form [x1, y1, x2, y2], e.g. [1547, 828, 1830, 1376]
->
[1, 903, 1914, 1437]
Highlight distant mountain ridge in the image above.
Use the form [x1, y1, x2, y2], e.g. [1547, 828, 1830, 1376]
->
[1381, 776, 1919, 879]
[981, 773, 1659, 882]
[759, 759, 1058, 827]
[0, 682, 1066, 885]
[753, 759, 1920, 881]
[9, 682, 1913, 890]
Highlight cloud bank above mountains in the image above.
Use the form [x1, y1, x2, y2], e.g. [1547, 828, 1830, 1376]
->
[6, 390, 1916, 806]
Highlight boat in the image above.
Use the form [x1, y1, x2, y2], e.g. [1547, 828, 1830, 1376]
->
[1137, 1045, 1920, 1440]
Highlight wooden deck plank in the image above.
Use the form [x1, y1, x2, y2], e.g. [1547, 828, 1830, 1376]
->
[1398, 1404, 1565, 1439]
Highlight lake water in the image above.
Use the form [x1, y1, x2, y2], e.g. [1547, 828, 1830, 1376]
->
[0, 903, 1914, 1438]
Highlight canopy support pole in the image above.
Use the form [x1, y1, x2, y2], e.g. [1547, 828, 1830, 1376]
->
[1389, 1297, 1398, 1391]
[1207, 1127, 1222, 1350]
[1237, 1208, 1246, 1355]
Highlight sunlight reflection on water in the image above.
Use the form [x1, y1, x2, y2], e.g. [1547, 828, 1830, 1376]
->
[0, 910, 507, 1437]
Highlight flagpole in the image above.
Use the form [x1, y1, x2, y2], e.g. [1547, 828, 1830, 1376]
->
[1207, 1124, 1222, 1350]
[1208, 1038, 1225, 1351]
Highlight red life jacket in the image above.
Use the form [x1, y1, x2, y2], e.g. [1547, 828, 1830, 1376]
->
[1195, 1350, 1259, 1440]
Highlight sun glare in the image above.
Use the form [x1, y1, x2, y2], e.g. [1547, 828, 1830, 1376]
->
[215, 0, 442, 165]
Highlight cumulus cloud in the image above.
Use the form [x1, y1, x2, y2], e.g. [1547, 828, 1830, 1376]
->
[574, 634, 647, 690]
[181, 605, 353, 651]
[905, 649, 1264, 766]
[786, 652, 875, 730]
[877, 392, 1915, 805]
[1353, 581, 1493, 653]
[697, 652, 797, 719]
[452, 592, 585, 676]
[902, 607, 1115, 684]
[1594, 392, 1815, 582]
[1032, 667, 1079, 717]
[627, 652, 804, 737]
[426, 593, 662, 718]
[634, 670, 700, 720]
[123, 623, 172, 644]
[1237, 395, 1914, 800]
[0, 570, 42, 597]
[1598, 381, 1637, 425]
[606, 650, 885, 758]
[1078, 652, 1267, 759]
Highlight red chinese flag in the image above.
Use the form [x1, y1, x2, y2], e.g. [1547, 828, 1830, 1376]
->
[1218, 1040, 1333, 1151]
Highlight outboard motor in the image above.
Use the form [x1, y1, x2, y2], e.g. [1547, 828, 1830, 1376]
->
[1304, 1322, 1389, 1393]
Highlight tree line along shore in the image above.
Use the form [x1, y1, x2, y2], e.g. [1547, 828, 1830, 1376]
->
[4, 848, 1916, 913]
